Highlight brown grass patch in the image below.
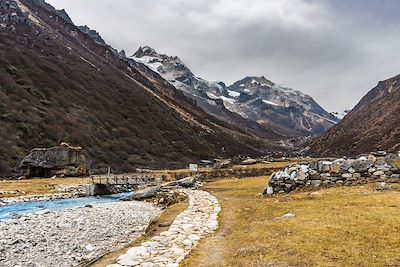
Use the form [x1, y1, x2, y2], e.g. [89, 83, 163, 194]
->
[0, 177, 90, 198]
[395, 159, 400, 168]
[182, 177, 400, 267]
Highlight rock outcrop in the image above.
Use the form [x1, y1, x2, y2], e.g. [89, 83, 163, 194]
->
[19, 143, 89, 178]
[264, 153, 400, 195]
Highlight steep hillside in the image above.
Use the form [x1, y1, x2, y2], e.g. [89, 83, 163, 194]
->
[0, 0, 279, 176]
[311, 74, 400, 156]
[132, 46, 338, 137]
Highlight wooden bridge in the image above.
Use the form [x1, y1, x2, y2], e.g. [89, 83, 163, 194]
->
[90, 174, 155, 186]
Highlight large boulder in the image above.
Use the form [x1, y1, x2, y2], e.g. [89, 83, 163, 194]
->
[125, 186, 161, 200]
[19, 143, 89, 178]
[176, 176, 196, 187]
[352, 158, 374, 173]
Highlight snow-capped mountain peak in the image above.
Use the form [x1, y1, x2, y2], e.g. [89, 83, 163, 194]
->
[132, 46, 338, 136]
[131, 46, 193, 81]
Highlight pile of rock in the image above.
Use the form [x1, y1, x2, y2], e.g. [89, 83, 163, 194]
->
[123, 176, 201, 202]
[264, 153, 400, 196]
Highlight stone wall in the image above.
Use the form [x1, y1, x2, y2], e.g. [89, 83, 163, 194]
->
[263, 154, 400, 196]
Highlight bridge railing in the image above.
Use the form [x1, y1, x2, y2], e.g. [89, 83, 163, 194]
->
[90, 175, 154, 186]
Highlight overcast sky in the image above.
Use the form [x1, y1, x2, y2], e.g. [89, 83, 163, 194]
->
[47, 0, 400, 112]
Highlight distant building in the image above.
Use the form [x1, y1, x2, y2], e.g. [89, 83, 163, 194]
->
[19, 143, 89, 178]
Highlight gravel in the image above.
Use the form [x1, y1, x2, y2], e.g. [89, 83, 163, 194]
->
[0, 201, 161, 267]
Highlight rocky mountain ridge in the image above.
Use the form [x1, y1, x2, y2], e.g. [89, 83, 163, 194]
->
[132, 46, 338, 137]
[311, 74, 400, 156]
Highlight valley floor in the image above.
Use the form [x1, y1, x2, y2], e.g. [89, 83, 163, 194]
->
[181, 177, 400, 267]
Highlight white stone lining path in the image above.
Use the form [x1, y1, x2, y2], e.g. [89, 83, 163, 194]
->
[109, 189, 221, 267]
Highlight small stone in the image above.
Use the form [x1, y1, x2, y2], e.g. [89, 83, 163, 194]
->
[275, 212, 295, 220]
[171, 247, 185, 256]
[373, 171, 385, 176]
[264, 186, 274, 196]
[188, 234, 200, 242]
[127, 246, 147, 256]
[309, 192, 320, 198]
[182, 239, 192, 246]
[118, 259, 140, 266]
[85, 244, 94, 252]
[341, 173, 352, 179]
[310, 180, 322, 187]
[376, 182, 390, 191]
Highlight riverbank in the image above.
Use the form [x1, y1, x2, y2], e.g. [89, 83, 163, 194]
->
[0, 177, 91, 199]
[0, 201, 161, 267]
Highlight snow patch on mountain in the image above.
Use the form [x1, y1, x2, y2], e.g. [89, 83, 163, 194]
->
[228, 90, 241, 98]
[330, 110, 351, 120]
[262, 100, 279, 106]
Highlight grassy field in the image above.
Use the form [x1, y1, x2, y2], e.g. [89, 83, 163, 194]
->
[182, 177, 400, 267]
[0, 177, 91, 198]
[0, 161, 290, 198]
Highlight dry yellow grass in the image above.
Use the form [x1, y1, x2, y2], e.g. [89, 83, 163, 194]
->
[395, 159, 400, 168]
[232, 162, 290, 171]
[0, 177, 91, 198]
[182, 177, 400, 267]
[154, 161, 291, 180]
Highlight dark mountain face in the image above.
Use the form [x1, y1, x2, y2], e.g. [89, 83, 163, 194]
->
[0, 0, 280, 177]
[311, 74, 400, 156]
[132, 47, 338, 138]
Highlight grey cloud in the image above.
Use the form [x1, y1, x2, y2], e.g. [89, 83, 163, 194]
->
[47, 0, 400, 112]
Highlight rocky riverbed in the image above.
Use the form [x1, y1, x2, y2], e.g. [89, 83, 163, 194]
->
[0, 201, 161, 267]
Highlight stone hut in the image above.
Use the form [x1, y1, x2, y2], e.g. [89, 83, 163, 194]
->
[19, 143, 89, 178]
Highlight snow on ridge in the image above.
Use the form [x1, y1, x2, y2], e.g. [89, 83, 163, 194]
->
[262, 100, 278, 106]
[132, 55, 163, 73]
[251, 79, 260, 85]
[220, 96, 236, 104]
[330, 110, 350, 120]
[228, 90, 241, 98]
[206, 92, 219, 100]
[205, 93, 235, 105]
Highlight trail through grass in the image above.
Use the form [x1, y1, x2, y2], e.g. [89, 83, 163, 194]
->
[182, 177, 400, 267]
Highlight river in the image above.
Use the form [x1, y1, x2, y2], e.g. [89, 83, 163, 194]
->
[0, 192, 132, 220]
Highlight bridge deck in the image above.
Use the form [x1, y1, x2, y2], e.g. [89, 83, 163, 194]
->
[91, 175, 153, 185]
